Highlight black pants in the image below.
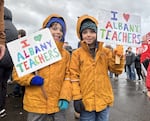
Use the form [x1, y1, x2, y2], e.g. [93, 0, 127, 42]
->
[135, 68, 144, 80]
[0, 66, 13, 110]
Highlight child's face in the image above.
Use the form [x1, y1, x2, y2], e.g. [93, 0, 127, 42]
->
[49, 23, 63, 42]
[128, 47, 132, 52]
[81, 28, 96, 45]
[18, 34, 21, 39]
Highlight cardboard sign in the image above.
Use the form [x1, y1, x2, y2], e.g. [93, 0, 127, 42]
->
[115, 55, 121, 64]
[7, 28, 62, 77]
[137, 32, 150, 54]
[136, 44, 148, 54]
[98, 9, 141, 47]
[142, 32, 150, 44]
[146, 32, 150, 43]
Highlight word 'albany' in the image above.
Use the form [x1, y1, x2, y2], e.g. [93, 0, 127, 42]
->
[15, 39, 59, 72]
[16, 48, 59, 72]
[18, 39, 52, 62]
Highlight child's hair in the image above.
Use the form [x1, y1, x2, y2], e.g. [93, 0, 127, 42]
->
[80, 19, 97, 34]
[18, 29, 26, 37]
[128, 46, 132, 50]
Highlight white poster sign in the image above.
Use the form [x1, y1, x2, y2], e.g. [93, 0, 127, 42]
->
[7, 28, 62, 77]
[98, 9, 141, 47]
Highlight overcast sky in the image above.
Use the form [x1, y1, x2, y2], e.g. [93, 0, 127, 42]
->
[4, 0, 150, 49]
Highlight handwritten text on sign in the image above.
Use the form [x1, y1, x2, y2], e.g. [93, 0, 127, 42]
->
[98, 10, 141, 46]
[7, 28, 62, 77]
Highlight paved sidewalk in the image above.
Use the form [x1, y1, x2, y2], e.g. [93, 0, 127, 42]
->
[1, 73, 150, 121]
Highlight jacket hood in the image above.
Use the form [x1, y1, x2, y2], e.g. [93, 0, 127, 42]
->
[76, 14, 98, 40]
[42, 14, 65, 28]
[42, 14, 66, 51]
[4, 7, 12, 21]
[42, 14, 66, 42]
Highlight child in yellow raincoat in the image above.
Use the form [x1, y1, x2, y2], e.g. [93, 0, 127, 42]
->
[70, 15, 124, 121]
[13, 14, 72, 121]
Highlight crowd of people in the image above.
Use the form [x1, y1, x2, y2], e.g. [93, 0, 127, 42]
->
[0, 1, 150, 121]
[125, 46, 147, 91]
[108, 46, 147, 92]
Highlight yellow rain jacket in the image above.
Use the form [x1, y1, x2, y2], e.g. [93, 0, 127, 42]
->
[70, 15, 124, 112]
[13, 14, 72, 114]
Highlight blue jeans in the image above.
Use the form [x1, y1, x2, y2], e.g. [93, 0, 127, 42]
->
[80, 107, 110, 121]
[27, 110, 66, 121]
[109, 71, 113, 78]
[126, 63, 136, 81]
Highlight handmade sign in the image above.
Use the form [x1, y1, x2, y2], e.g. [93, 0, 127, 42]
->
[7, 28, 62, 77]
[136, 44, 148, 54]
[142, 32, 150, 44]
[137, 32, 150, 63]
[98, 9, 141, 47]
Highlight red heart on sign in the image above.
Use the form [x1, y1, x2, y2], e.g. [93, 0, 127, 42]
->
[123, 13, 130, 22]
[142, 44, 148, 53]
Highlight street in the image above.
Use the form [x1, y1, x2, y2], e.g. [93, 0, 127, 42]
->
[1, 73, 150, 121]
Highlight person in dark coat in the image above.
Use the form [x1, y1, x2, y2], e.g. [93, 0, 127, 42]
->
[0, 7, 18, 118]
[125, 46, 136, 81]
[134, 54, 144, 85]
[63, 42, 73, 54]
[12, 29, 26, 97]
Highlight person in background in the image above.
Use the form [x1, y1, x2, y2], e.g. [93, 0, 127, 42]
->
[134, 54, 144, 85]
[63, 41, 72, 54]
[0, 7, 18, 118]
[125, 50, 129, 80]
[114, 73, 119, 81]
[13, 14, 72, 121]
[18, 29, 26, 38]
[64, 41, 80, 119]
[12, 29, 26, 97]
[0, 0, 5, 60]
[105, 45, 114, 79]
[0, 0, 5, 117]
[70, 14, 124, 121]
[140, 45, 150, 96]
[125, 46, 136, 82]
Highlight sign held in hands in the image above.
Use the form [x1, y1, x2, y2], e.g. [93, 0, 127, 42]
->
[98, 9, 141, 47]
[7, 28, 62, 77]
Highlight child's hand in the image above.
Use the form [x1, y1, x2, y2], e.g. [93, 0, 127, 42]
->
[58, 99, 69, 110]
[30, 75, 44, 86]
[74, 99, 85, 113]
[114, 45, 123, 57]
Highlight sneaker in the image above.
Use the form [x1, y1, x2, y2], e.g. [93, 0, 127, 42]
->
[142, 89, 147, 93]
[142, 87, 147, 93]
[114, 77, 118, 81]
[0, 109, 5, 114]
[7, 79, 13, 84]
[126, 78, 130, 81]
[136, 81, 139, 85]
[74, 111, 80, 119]
[0, 112, 6, 118]
[0, 109, 6, 118]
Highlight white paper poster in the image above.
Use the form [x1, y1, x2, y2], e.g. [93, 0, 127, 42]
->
[98, 9, 141, 47]
[7, 28, 62, 77]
